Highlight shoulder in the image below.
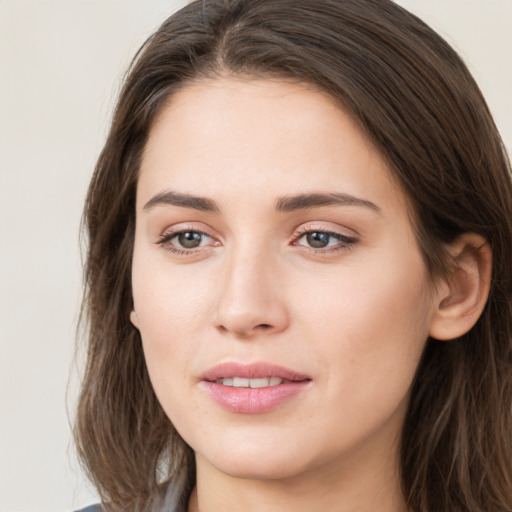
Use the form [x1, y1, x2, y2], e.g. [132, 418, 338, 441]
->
[71, 472, 187, 512]
[74, 505, 101, 512]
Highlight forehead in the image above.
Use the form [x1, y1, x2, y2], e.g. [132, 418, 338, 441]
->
[137, 77, 406, 213]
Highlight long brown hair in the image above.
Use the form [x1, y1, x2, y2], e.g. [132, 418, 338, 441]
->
[75, 1, 512, 510]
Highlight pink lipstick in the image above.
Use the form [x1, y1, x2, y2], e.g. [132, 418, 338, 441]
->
[200, 362, 311, 414]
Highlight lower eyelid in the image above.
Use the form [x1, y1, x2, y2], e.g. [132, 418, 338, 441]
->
[156, 228, 221, 256]
[156, 226, 356, 255]
[295, 229, 356, 241]
[166, 231, 209, 244]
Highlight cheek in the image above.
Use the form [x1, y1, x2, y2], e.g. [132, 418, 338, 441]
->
[344, 241, 430, 331]
[133, 243, 212, 327]
[131, 255, 222, 441]
[131, 249, 214, 383]
[296, 250, 433, 396]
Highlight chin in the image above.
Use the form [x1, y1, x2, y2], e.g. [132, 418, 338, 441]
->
[209, 454, 308, 481]
[192, 430, 317, 482]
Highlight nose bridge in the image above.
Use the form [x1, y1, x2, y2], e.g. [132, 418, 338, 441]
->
[215, 238, 288, 337]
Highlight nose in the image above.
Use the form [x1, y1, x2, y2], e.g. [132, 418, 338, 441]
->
[214, 247, 289, 338]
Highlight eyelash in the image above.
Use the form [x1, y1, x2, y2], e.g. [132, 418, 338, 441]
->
[157, 228, 215, 256]
[156, 227, 358, 256]
[292, 227, 358, 254]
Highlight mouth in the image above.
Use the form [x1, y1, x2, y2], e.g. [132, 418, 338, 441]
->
[201, 361, 311, 383]
[200, 362, 311, 414]
[214, 377, 285, 388]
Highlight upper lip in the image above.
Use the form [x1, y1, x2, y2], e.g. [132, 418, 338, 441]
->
[201, 362, 311, 382]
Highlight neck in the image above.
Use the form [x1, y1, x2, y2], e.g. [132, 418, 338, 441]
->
[188, 442, 408, 512]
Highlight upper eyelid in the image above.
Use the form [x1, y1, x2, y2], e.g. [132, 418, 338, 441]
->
[157, 224, 357, 238]
[161, 227, 209, 237]
[293, 223, 359, 239]
[295, 230, 354, 241]
[293, 230, 357, 247]
[157, 231, 355, 256]
[156, 222, 359, 244]
[160, 229, 212, 241]
[156, 226, 218, 252]
[156, 229, 217, 255]
[160, 223, 216, 238]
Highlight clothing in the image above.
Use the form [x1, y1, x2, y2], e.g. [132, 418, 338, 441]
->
[74, 470, 188, 512]
[74, 506, 100, 512]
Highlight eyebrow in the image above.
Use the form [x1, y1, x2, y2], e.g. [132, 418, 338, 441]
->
[143, 191, 220, 213]
[143, 190, 380, 214]
[275, 192, 381, 213]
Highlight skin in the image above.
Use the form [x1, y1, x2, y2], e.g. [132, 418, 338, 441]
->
[130, 77, 445, 512]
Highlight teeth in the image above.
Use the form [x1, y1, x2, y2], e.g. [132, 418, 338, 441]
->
[215, 377, 284, 387]
[233, 377, 249, 387]
[249, 378, 270, 388]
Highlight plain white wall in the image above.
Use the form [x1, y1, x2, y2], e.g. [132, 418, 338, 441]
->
[0, 1, 510, 511]
[0, 2, 188, 511]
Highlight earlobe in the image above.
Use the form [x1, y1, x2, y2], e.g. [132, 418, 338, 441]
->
[429, 233, 492, 341]
[130, 309, 140, 329]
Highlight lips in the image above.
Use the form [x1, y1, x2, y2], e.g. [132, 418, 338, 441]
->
[200, 362, 311, 414]
[215, 376, 284, 388]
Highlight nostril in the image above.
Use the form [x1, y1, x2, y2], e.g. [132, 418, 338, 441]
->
[256, 324, 272, 330]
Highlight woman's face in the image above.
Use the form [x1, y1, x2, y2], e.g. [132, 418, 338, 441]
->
[131, 78, 440, 483]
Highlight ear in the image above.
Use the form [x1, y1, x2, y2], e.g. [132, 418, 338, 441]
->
[429, 233, 492, 341]
[130, 309, 140, 329]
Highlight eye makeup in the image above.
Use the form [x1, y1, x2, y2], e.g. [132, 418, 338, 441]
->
[292, 225, 358, 255]
[155, 222, 359, 258]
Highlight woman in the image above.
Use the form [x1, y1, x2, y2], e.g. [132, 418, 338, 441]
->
[74, 0, 512, 510]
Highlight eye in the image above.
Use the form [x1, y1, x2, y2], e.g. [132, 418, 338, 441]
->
[300, 231, 335, 249]
[157, 228, 217, 254]
[173, 231, 211, 249]
[294, 229, 357, 252]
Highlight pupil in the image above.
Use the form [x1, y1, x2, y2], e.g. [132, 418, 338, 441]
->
[307, 232, 329, 248]
[178, 232, 202, 248]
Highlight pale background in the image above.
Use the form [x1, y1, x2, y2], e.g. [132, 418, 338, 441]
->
[0, 1, 510, 511]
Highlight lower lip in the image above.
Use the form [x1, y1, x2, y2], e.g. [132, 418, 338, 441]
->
[201, 381, 310, 414]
